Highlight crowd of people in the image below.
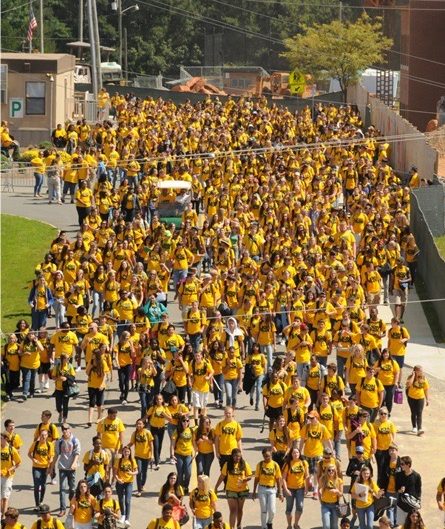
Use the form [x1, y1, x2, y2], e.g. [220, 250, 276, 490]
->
[1, 95, 442, 529]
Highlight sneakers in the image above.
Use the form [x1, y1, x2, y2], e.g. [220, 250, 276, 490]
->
[250, 396, 254, 406]
[122, 400, 128, 405]
[76, 366, 82, 372]
[169, 457, 176, 465]
[44, 382, 50, 390]
[412, 427, 418, 434]
[119, 515, 126, 525]
[51, 478, 57, 485]
[124, 520, 131, 527]
[35, 388, 42, 394]
[417, 429, 424, 436]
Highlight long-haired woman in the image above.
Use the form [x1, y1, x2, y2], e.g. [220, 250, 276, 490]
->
[69, 479, 96, 529]
[86, 346, 110, 426]
[113, 445, 138, 526]
[318, 465, 343, 529]
[193, 415, 215, 477]
[282, 445, 309, 529]
[214, 448, 252, 529]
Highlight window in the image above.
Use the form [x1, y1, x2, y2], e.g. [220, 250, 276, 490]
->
[26, 81, 45, 115]
[0, 65, 7, 104]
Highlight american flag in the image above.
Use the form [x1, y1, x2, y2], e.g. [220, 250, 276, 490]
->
[27, 6, 38, 42]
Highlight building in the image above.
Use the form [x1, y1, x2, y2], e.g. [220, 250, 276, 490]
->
[0, 53, 76, 145]
[399, 0, 445, 130]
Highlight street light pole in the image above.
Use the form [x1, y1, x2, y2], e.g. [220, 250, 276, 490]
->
[118, 0, 123, 69]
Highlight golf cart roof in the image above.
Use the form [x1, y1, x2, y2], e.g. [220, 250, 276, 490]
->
[157, 180, 192, 190]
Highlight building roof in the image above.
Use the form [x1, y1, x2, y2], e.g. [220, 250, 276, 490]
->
[0, 53, 76, 74]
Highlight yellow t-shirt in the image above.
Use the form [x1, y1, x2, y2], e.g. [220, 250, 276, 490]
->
[147, 517, 180, 529]
[214, 419, 242, 456]
[147, 405, 170, 428]
[29, 439, 55, 468]
[97, 417, 125, 450]
[407, 377, 429, 399]
[172, 426, 195, 456]
[222, 461, 252, 492]
[255, 460, 282, 487]
[114, 456, 137, 483]
[374, 419, 397, 451]
[190, 488, 217, 519]
[4, 343, 20, 371]
[321, 478, 343, 504]
[283, 459, 308, 489]
[358, 376, 384, 409]
[71, 494, 97, 524]
[130, 428, 154, 459]
[83, 448, 110, 479]
[374, 358, 400, 386]
[353, 478, 379, 508]
[191, 359, 213, 392]
[0, 445, 21, 477]
[50, 331, 79, 359]
[262, 380, 287, 408]
[300, 422, 330, 458]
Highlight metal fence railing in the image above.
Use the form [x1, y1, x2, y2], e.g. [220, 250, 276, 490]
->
[1, 163, 34, 192]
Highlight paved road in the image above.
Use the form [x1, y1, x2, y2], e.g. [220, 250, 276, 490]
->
[2, 188, 444, 529]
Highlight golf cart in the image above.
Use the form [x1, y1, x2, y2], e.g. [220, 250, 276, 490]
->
[156, 180, 192, 227]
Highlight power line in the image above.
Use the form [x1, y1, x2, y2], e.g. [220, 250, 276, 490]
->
[243, 0, 445, 10]
[1, 0, 33, 15]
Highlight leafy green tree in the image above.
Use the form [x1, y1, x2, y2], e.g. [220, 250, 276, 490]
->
[282, 14, 393, 98]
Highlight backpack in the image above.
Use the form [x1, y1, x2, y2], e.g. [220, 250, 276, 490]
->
[323, 374, 341, 392]
[32, 440, 51, 458]
[36, 518, 63, 529]
[99, 499, 118, 529]
[37, 422, 57, 440]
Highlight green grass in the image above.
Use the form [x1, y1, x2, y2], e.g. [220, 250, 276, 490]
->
[435, 234, 445, 260]
[1, 214, 57, 334]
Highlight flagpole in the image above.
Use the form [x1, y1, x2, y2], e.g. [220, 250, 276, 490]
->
[39, 0, 44, 53]
[29, 0, 33, 53]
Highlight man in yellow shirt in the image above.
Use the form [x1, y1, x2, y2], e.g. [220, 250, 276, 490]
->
[50, 322, 79, 363]
[214, 407, 243, 470]
[252, 448, 283, 529]
[1, 433, 21, 516]
[28, 430, 55, 509]
[31, 151, 45, 198]
[146, 503, 180, 529]
[356, 366, 384, 422]
[96, 408, 125, 457]
[190, 351, 214, 420]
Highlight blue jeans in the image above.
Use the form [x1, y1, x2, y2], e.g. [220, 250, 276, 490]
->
[175, 454, 192, 491]
[392, 355, 405, 370]
[212, 373, 224, 404]
[386, 492, 397, 527]
[34, 172, 44, 195]
[32, 467, 47, 506]
[196, 452, 214, 477]
[296, 362, 309, 385]
[285, 487, 304, 514]
[224, 378, 239, 407]
[116, 481, 133, 519]
[53, 298, 66, 328]
[337, 356, 347, 379]
[260, 344, 274, 371]
[189, 333, 202, 353]
[31, 308, 48, 331]
[92, 290, 104, 318]
[194, 517, 212, 529]
[357, 505, 375, 529]
[59, 469, 76, 510]
[21, 367, 37, 397]
[136, 458, 149, 492]
[250, 375, 264, 408]
[139, 388, 153, 418]
[321, 502, 338, 529]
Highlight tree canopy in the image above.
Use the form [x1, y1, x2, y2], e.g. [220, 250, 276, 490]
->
[282, 14, 393, 97]
[1, 0, 364, 77]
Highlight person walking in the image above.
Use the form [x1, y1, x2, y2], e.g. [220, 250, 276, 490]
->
[127, 418, 154, 497]
[214, 407, 243, 470]
[193, 415, 215, 477]
[405, 366, 429, 436]
[146, 394, 171, 470]
[69, 479, 97, 529]
[214, 448, 252, 529]
[19, 331, 44, 399]
[318, 465, 344, 529]
[113, 445, 138, 527]
[28, 430, 54, 510]
[351, 466, 384, 529]
[0, 433, 21, 518]
[282, 446, 309, 529]
[50, 353, 76, 423]
[189, 475, 218, 529]
[252, 448, 284, 529]
[50, 423, 80, 518]
[172, 415, 195, 495]
[395, 456, 422, 526]
[30, 503, 65, 529]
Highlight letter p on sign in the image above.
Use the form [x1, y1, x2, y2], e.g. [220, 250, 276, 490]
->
[10, 98, 24, 118]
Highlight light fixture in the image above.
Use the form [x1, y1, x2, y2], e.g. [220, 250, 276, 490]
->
[111, 1, 117, 11]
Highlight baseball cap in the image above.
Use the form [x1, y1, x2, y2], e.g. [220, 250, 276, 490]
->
[307, 410, 319, 419]
[38, 504, 51, 514]
[355, 446, 365, 454]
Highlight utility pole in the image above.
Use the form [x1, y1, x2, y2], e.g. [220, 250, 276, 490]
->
[40, 0, 44, 52]
[118, 0, 123, 68]
[339, 1, 343, 22]
[87, 0, 98, 97]
[124, 27, 128, 84]
[92, 0, 102, 90]
[79, 0, 84, 42]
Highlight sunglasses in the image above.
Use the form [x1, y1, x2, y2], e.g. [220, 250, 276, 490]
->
[181, 419, 190, 423]
[327, 469, 335, 473]
[379, 412, 388, 415]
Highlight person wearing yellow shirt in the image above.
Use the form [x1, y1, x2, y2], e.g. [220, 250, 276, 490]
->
[3, 420, 23, 453]
[83, 436, 111, 483]
[2, 507, 26, 529]
[214, 407, 243, 470]
[114, 330, 135, 405]
[356, 366, 384, 422]
[69, 479, 97, 528]
[165, 350, 189, 403]
[214, 448, 252, 529]
[171, 241, 195, 290]
[19, 331, 44, 400]
[127, 419, 154, 496]
[245, 343, 267, 411]
[146, 503, 180, 529]
[115, 290, 139, 336]
[262, 371, 288, 431]
[190, 351, 214, 420]
[255, 313, 277, 372]
[28, 430, 55, 508]
[351, 466, 384, 529]
[299, 410, 331, 497]
[50, 354, 76, 423]
[172, 416, 195, 494]
[113, 446, 138, 526]
[0, 433, 21, 516]
[31, 503, 65, 529]
[222, 347, 243, 409]
[283, 374, 311, 411]
[31, 151, 45, 197]
[373, 407, 397, 486]
[252, 448, 283, 529]
[96, 408, 125, 457]
[345, 344, 368, 395]
[184, 301, 207, 353]
[189, 475, 218, 529]
[373, 349, 400, 416]
[192, 415, 215, 478]
[405, 365, 429, 436]
[147, 394, 172, 470]
[392, 257, 411, 322]
[346, 410, 376, 461]
[387, 318, 410, 370]
[50, 322, 79, 363]
[282, 446, 309, 529]
[3, 334, 21, 400]
[310, 320, 332, 368]
[75, 180, 94, 228]
[318, 465, 344, 529]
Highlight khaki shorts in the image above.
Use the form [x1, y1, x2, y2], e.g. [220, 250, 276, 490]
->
[0, 476, 13, 499]
[191, 390, 209, 409]
[394, 287, 408, 305]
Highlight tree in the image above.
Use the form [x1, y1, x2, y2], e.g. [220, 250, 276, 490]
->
[282, 14, 393, 99]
